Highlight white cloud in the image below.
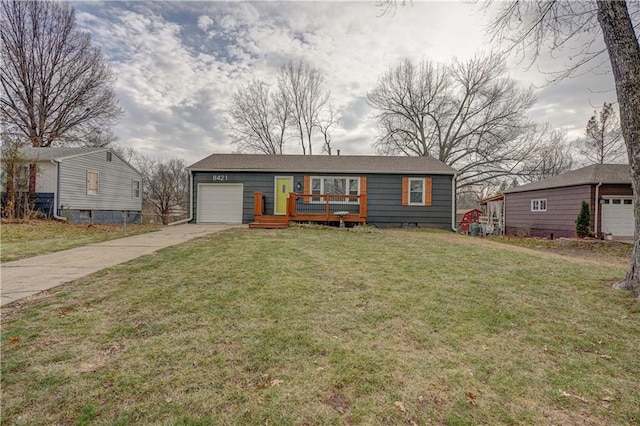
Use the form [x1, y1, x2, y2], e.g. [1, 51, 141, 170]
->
[73, 1, 618, 165]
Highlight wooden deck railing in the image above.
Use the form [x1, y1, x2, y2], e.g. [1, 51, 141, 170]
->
[286, 192, 367, 223]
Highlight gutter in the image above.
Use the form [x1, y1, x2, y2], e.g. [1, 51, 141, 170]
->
[168, 170, 194, 226]
[50, 160, 67, 221]
[451, 174, 457, 232]
[594, 182, 602, 236]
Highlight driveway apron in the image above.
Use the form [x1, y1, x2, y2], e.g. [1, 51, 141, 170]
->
[0, 224, 243, 307]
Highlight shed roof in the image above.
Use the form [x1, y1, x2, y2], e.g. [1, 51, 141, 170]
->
[503, 164, 631, 194]
[188, 154, 456, 175]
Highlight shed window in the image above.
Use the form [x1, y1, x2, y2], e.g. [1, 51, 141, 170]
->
[87, 171, 99, 196]
[531, 199, 547, 212]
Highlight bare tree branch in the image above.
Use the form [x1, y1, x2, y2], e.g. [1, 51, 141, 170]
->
[0, 0, 122, 147]
[367, 53, 537, 189]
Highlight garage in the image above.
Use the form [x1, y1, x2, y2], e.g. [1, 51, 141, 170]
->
[197, 183, 244, 223]
[601, 197, 633, 237]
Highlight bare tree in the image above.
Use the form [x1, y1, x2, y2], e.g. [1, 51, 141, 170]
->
[580, 102, 626, 165]
[0, 134, 32, 219]
[367, 54, 537, 189]
[278, 60, 330, 155]
[0, 0, 122, 148]
[137, 157, 188, 225]
[318, 104, 337, 155]
[488, 0, 640, 297]
[520, 126, 575, 182]
[226, 80, 289, 155]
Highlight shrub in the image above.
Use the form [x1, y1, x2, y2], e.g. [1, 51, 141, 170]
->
[575, 201, 591, 238]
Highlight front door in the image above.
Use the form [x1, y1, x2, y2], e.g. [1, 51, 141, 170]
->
[275, 176, 293, 215]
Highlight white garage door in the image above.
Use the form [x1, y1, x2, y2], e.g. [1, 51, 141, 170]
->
[197, 184, 243, 223]
[602, 197, 633, 237]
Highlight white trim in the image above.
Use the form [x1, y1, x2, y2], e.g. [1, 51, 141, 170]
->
[273, 176, 293, 215]
[408, 177, 425, 206]
[531, 198, 547, 212]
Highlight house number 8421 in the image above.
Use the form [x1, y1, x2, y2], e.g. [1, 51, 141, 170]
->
[212, 175, 228, 181]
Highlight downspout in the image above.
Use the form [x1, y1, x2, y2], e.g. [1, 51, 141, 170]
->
[168, 170, 194, 226]
[594, 182, 602, 237]
[451, 174, 457, 232]
[50, 160, 67, 222]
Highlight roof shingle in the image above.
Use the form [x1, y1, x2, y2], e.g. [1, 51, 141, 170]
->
[503, 164, 631, 194]
[187, 154, 456, 175]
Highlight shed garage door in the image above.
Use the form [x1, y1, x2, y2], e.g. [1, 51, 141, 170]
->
[197, 184, 243, 223]
[602, 198, 633, 237]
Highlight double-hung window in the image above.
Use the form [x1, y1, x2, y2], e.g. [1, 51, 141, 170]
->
[132, 180, 141, 198]
[408, 178, 425, 205]
[310, 177, 360, 203]
[531, 199, 547, 212]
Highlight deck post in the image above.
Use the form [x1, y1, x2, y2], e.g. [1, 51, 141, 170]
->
[253, 192, 264, 217]
[360, 193, 367, 218]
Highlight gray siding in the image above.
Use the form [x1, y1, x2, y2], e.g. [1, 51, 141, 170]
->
[192, 171, 454, 228]
[505, 185, 593, 238]
[366, 174, 453, 228]
[58, 151, 142, 212]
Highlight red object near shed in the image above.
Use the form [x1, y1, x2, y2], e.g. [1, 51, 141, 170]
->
[458, 208, 483, 234]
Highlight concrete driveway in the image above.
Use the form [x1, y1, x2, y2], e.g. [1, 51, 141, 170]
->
[0, 224, 244, 307]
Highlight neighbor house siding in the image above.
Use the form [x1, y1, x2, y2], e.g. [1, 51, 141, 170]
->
[57, 151, 142, 212]
[505, 185, 593, 238]
[191, 171, 454, 228]
[34, 162, 57, 193]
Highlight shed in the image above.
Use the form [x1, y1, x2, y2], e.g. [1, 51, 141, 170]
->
[457, 208, 483, 234]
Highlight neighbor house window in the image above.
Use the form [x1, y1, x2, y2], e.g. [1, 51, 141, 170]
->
[531, 199, 547, 212]
[132, 180, 141, 198]
[309, 177, 360, 203]
[87, 171, 99, 196]
[408, 178, 424, 205]
[79, 210, 92, 219]
[106, 152, 112, 162]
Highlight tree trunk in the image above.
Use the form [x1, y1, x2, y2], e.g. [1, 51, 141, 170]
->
[597, 0, 640, 298]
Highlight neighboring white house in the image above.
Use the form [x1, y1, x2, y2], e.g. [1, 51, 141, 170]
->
[17, 147, 142, 223]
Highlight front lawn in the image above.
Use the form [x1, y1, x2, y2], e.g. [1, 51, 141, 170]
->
[1, 228, 639, 425]
[0, 220, 161, 262]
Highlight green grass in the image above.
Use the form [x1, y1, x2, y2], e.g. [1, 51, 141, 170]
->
[0, 220, 161, 262]
[1, 228, 639, 425]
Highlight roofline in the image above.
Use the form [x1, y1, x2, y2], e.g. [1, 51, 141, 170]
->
[187, 167, 456, 175]
[502, 181, 626, 194]
[30, 147, 142, 177]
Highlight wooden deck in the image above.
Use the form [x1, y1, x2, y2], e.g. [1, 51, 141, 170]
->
[249, 192, 367, 229]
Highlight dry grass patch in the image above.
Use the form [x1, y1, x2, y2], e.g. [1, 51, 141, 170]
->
[1, 228, 639, 425]
[0, 220, 161, 262]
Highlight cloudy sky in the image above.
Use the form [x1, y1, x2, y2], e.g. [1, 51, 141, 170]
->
[73, 1, 618, 165]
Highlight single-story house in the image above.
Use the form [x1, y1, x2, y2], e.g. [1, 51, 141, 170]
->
[503, 164, 632, 238]
[186, 154, 457, 229]
[7, 147, 142, 223]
